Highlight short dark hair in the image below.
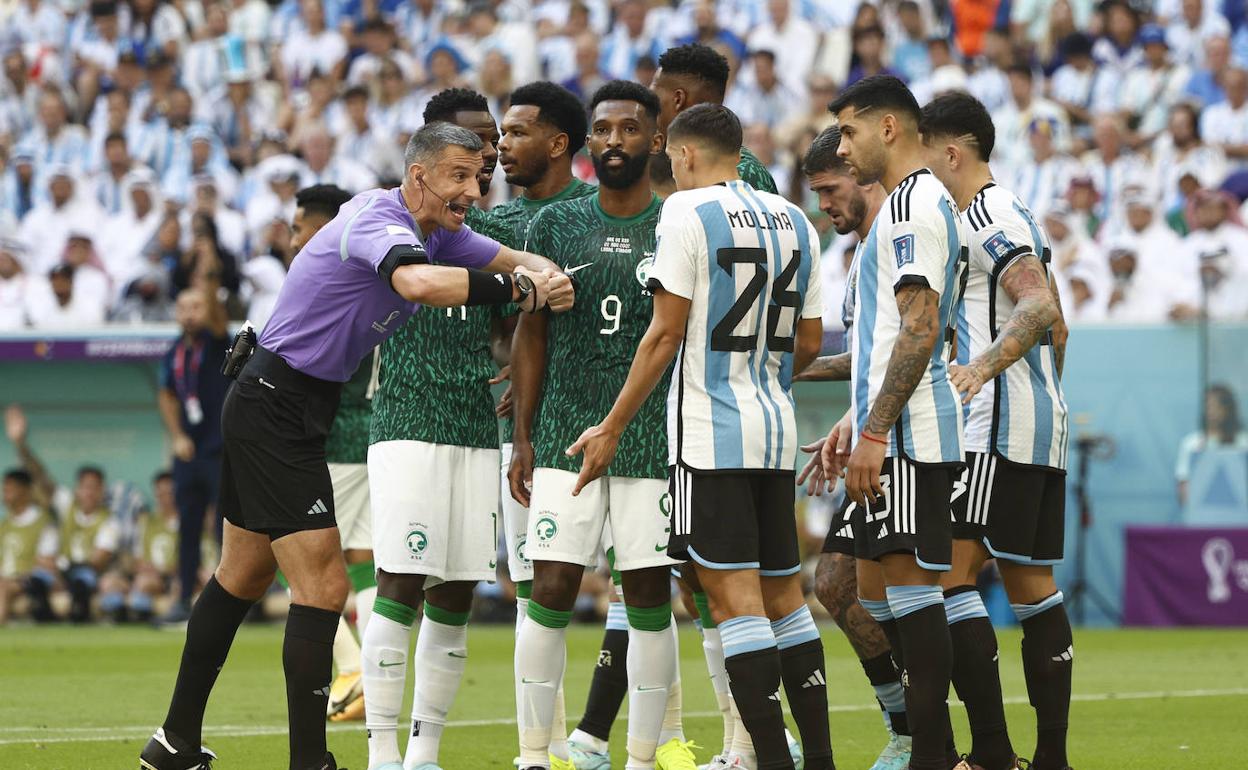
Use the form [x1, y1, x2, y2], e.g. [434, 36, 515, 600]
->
[589, 80, 661, 121]
[77, 465, 104, 483]
[295, 184, 352, 219]
[919, 91, 995, 161]
[803, 126, 850, 175]
[828, 74, 920, 124]
[153, 470, 173, 484]
[104, 131, 127, 146]
[423, 87, 490, 124]
[343, 85, 369, 102]
[1006, 62, 1033, 80]
[667, 103, 741, 157]
[853, 25, 885, 42]
[4, 468, 32, 487]
[657, 44, 730, 101]
[509, 81, 588, 155]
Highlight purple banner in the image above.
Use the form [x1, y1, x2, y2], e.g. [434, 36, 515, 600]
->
[1123, 526, 1248, 626]
[0, 327, 179, 362]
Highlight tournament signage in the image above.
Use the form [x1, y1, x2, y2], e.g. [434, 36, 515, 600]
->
[1124, 526, 1248, 626]
[0, 326, 187, 362]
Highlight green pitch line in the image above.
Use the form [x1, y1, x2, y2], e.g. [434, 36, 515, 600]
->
[0, 624, 1245, 769]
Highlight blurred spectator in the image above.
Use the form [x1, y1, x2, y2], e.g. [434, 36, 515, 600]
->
[15, 86, 90, 181]
[129, 0, 189, 61]
[297, 121, 376, 192]
[0, 468, 57, 625]
[91, 132, 138, 215]
[181, 177, 247, 260]
[4, 405, 121, 623]
[561, 32, 608, 102]
[1182, 33, 1230, 106]
[203, 68, 272, 169]
[726, 49, 799, 129]
[995, 64, 1072, 180]
[25, 264, 104, 328]
[59, 227, 113, 307]
[1102, 239, 1187, 322]
[0, 239, 31, 329]
[1009, 116, 1078, 218]
[1119, 24, 1190, 144]
[277, 0, 347, 90]
[1117, 188, 1192, 289]
[747, 0, 818, 93]
[600, 0, 660, 81]
[73, 0, 127, 114]
[1081, 114, 1147, 229]
[1152, 102, 1227, 213]
[1165, 0, 1231, 68]
[1049, 32, 1101, 139]
[891, 1, 931, 84]
[675, 0, 747, 63]
[1047, 202, 1111, 320]
[19, 166, 104, 274]
[1180, 189, 1248, 320]
[1012, 0, 1096, 54]
[846, 25, 897, 86]
[172, 211, 240, 301]
[346, 17, 418, 86]
[463, 1, 538, 85]
[1093, 0, 1144, 82]
[1198, 67, 1248, 170]
[122, 470, 183, 622]
[3, 0, 68, 52]
[155, 286, 230, 623]
[1066, 173, 1103, 237]
[1176, 384, 1248, 505]
[967, 27, 1013, 114]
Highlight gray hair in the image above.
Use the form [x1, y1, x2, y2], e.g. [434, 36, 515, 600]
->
[404, 121, 484, 167]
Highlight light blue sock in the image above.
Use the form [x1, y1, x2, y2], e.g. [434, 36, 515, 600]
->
[605, 601, 628, 631]
[858, 598, 906, 720]
[719, 615, 777, 659]
[944, 589, 989, 625]
[1011, 590, 1064, 622]
[860, 597, 893, 623]
[885, 584, 944, 619]
[770, 605, 820, 650]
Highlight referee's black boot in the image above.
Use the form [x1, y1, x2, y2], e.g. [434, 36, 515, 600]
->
[309, 751, 344, 770]
[138, 727, 216, 769]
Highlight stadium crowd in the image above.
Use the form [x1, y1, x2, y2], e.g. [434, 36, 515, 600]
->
[0, 0, 1247, 333]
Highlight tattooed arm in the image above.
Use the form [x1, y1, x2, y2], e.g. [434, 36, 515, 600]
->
[1048, 271, 1068, 379]
[863, 284, 943, 436]
[949, 255, 1060, 403]
[794, 352, 852, 382]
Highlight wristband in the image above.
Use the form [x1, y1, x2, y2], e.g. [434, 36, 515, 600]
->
[464, 269, 514, 306]
[859, 430, 888, 447]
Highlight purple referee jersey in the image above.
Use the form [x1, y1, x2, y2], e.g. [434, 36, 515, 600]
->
[259, 187, 500, 381]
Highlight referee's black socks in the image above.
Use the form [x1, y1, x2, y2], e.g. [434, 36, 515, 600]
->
[946, 585, 1014, 770]
[284, 603, 340, 770]
[720, 615, 794, 770]
[1014, 592, 1073, 770]
[162, 576, 255, 751]
[886, 585, 952, 770]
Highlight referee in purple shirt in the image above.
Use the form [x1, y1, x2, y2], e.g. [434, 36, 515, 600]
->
[141, 122, 575, 770]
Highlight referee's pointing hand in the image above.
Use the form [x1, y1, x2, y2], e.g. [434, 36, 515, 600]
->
[566, 423, 620, 496]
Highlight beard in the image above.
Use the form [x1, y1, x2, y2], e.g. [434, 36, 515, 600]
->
[593, 149, 650, 190]
[835, 194, 868, 235]
[503, 155, 547, 188]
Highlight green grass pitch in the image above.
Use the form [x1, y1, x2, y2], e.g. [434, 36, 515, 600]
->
[1, 623, 1245, 769]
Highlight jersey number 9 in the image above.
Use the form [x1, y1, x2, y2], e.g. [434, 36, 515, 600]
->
[710, 247, 801, 353]
[600, 295, 621, 335]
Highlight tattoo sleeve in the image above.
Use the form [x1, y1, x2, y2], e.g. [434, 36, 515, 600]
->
[794, 352, 852, 382]
[1048, 272, 1068, 378]
[863, 284, 942, 436]
[971, 255, 1060, 382]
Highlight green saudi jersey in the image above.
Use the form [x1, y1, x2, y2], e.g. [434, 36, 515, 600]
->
[0, 506, 53, 578]
[325, 349, 377, 464]
[525, 192, 668, 479]
[738, 147, 778, 194]
[369, 207, 507, 449]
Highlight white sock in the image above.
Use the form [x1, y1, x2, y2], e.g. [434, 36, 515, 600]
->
[513, 594, 529, 759]
[332, 614, 361, 675]
[362, 611, 414, 767]
[625, 617, 676, 769]
[404, 615, 469, 768]
[551, 684, 569, 760]
[659, 619, 684, 744]
[515, 615, 567, 766]
[728, 691, 754, 764]
[569, 727, 608, 754]
[355, 585, 378, 637]
[701, 625, 734, 754]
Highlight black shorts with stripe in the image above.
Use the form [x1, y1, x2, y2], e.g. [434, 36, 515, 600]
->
[952, 452, 1067, 565]
[839, 456, 956, 570]
[821, 491, 855, 555]
[668, 465, 800, 576]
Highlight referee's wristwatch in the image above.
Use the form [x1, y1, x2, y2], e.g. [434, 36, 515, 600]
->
[514, 272, 537, 312]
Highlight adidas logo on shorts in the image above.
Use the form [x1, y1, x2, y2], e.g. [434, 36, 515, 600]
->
[307, 498, 328, 516]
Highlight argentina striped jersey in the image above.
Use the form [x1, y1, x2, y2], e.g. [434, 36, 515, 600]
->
[850, 169, 966, 465]
[647, 181, 822, 472]
[957, 183, 1069, 469]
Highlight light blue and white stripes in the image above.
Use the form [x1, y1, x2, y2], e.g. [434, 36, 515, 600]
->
[1012, 590, 1064, 622]
[860, 598, 894, 624]
[605, 601, 628, 632]
[885, 585, 944, 619]
[770, 606, 820, 651]
[719, 615, 777, 659]
[944, 590, 990, 625]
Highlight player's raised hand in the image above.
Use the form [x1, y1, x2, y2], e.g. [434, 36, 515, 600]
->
[4, 404, 27, 445]
[797, 438, 828, 496]
[948, 362, 987, 405]
[844, 435, 886, 508]
[545, 269, 575, 313]
[819, 409, 854, 482]
[565, 423, 619, 496]
[507, 440, 535, 507]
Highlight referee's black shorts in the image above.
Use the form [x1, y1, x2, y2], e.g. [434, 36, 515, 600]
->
[218, 347, 342, 538]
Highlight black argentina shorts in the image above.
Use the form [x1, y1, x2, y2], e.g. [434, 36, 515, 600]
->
[952, 452, 1067, 565]
[821, 490, 855, 555]
[668, 465, 800, 576]
[848, 455, 957, 571]
[218, 347, 342, 538]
